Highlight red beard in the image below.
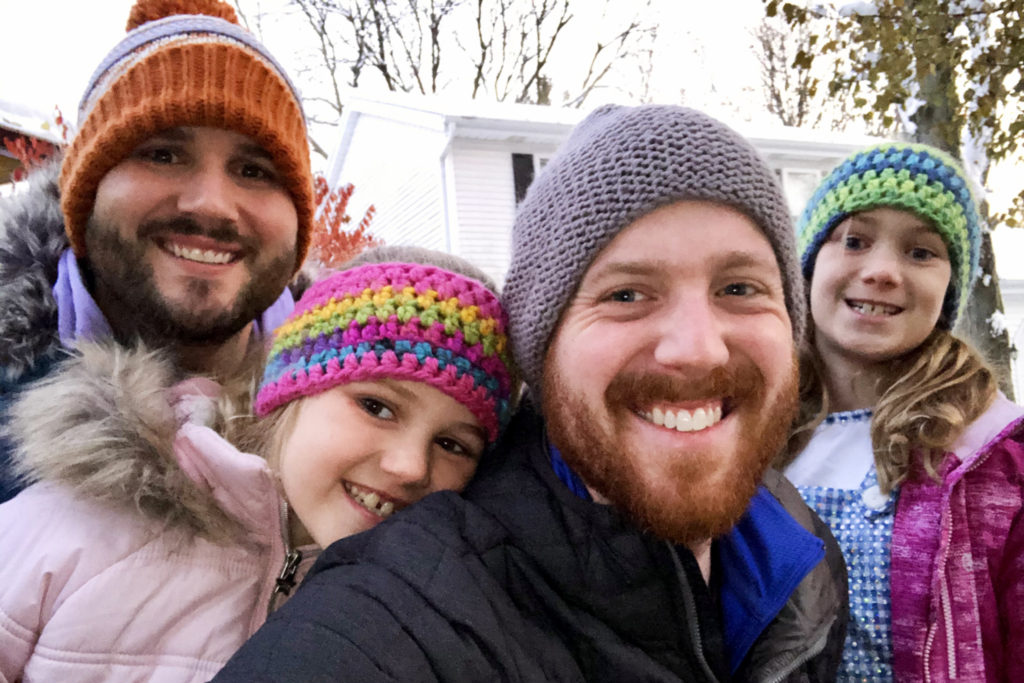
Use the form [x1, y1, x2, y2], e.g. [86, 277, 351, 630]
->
[542, 356, 798, 544]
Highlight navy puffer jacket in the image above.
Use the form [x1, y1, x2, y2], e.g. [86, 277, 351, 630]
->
[215, 404, 847, 682]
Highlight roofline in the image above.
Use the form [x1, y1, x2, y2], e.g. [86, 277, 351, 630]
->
[0, 99, 65, 145]
[328, 90, 887, 166]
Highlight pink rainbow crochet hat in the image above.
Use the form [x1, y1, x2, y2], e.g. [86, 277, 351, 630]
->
[255, 262, 514, 443]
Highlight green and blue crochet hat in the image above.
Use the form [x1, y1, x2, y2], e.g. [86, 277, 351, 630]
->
[797, 142, 982, 328]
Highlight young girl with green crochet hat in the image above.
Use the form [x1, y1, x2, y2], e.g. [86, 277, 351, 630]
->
[0, 246, 516, 680]
[777, 142, 1024, 681]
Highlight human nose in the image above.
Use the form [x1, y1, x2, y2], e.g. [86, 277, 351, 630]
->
[176, 164, 240, 224]
[859, 244, 903, 287]
[377, 439, 431, 489]
[651, 296, 729, 371]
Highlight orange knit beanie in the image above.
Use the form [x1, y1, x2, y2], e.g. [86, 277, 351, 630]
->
[59, 0, 313, 271]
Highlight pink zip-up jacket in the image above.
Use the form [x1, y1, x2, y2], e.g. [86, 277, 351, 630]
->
[0, 344, 313, 682]
[891, 393, 1024, 682]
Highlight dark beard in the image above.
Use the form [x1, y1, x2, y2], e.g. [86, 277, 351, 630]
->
[543, 356, 798, 545]
[83, 215, 295, 346]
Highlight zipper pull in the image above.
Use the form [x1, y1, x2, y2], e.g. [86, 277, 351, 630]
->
[268, 549, 302, 615]
[275, 549, 302, 596]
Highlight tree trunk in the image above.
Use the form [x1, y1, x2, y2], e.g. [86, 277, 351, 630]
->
[955, 233, 1016, 398]
[912, 65, 1015, 398]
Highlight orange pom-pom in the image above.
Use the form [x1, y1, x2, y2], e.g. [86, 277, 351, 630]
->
[125, 0, 238, 31]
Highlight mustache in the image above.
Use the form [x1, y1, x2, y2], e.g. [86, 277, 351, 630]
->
[137, 216, 258, 253]
[606, 363, 765, 407]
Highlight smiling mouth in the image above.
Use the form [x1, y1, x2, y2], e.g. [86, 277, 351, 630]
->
[638, 401, 725, 433]
[847, 299, 902, 316]
[158, 238, 241, 266]
[344, 481, 404, 518]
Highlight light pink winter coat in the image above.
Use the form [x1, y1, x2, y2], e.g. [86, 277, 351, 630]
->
[891, 394, 1024, 682]
[0, 345, 314, 682]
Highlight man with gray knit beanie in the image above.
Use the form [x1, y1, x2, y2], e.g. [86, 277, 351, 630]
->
[216, 105, 847, 683]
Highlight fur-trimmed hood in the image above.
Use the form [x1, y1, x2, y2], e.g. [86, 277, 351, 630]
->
[5, 341, 268, 543]
[0, 159, 68, 385]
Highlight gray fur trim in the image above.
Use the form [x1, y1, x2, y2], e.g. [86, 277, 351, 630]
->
[7, 341, 245, 543]
[0, 159, 68, 383]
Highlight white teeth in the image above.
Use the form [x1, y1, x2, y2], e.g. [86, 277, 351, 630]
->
[850, 301, 898, 316]
[343, 482, 397, 519]
[642, 404, 723, 432]
[168, 243, 234, 265]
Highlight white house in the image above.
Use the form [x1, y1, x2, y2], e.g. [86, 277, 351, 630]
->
[0, 98, 65, 192]
[324, 92, 885, 286]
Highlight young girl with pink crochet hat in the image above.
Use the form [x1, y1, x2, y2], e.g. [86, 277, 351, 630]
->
[0, 246, 516, 681]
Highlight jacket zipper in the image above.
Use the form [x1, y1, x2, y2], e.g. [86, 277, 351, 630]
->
[668, 539, 832, 683]
[267, 548, 302, 615]
[762, 626, 831, 683]
[922, 448, 991, 681]
[267, 499, 300, 616]
[667, 541, 720, 682]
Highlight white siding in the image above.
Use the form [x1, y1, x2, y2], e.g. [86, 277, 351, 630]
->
[330, 114, 447, 251]
[449, 139, 560, 286]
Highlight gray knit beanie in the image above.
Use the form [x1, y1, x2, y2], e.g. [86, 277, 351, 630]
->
[503, 103, 805, 392]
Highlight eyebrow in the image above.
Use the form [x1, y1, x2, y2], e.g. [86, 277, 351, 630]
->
[714, 251, 778, 271]
[850, 213, 934, 233]
[377, 378, 488, 441]
[237, 142, 274, 161]
[454, 422, 488, 445]
[149, 127, 191, 142]
[378, 378, 416, 400]
[147, 127, 273, 161]
[590, 251, 777, 280]
[587, 261, 665, 281]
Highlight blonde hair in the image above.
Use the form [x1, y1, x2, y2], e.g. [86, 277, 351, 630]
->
[207, 340, 304, 470]
[780, 328, 997, 494]
[221, 386, 302, 470]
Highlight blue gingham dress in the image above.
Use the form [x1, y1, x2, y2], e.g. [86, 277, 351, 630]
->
[785, 410, 897, 683]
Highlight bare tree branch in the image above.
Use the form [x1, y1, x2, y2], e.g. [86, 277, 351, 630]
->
[263, 0, 657, 121]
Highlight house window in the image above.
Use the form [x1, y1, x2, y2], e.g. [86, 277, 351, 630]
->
[512, 153, 534, 204]
[780, 169, 825, 217]
[511, 154, 552, 204]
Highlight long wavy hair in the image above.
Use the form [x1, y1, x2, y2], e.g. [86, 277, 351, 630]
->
[778, 327, 998, 494]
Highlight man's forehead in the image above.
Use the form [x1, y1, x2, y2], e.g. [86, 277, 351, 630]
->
[580, 205, 780, 283]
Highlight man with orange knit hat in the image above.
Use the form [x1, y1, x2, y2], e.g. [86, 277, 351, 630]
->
[0, 0, 314, 502]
